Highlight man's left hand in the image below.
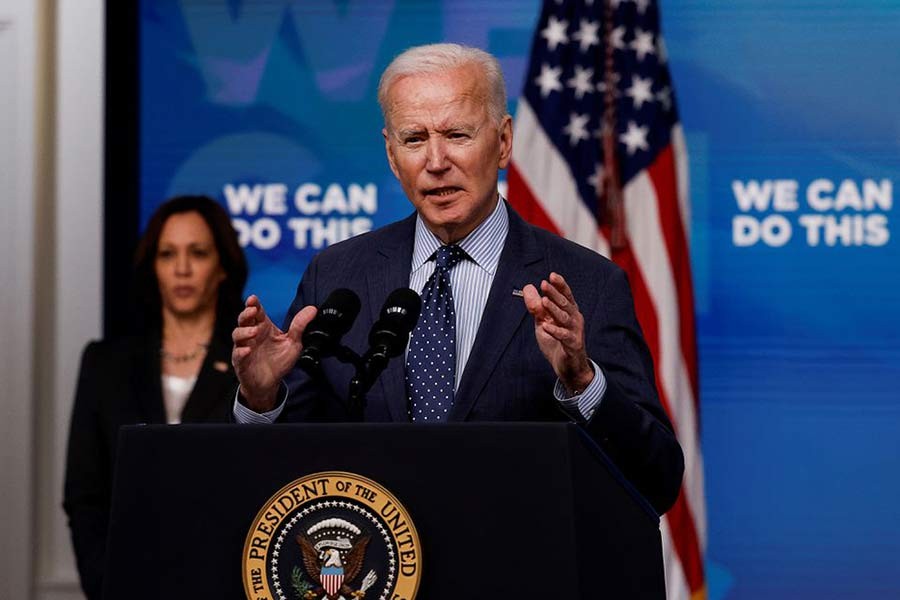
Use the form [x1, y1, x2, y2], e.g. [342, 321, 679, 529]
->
[523, 272, 595, 396]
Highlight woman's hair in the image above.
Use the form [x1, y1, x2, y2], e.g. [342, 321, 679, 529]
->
[132, 195, 248, 334]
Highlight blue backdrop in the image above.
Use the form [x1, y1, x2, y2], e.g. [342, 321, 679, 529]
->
[139, 1, 900, 597]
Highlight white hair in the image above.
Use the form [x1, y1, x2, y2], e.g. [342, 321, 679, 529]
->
[377, 43, 508, 128]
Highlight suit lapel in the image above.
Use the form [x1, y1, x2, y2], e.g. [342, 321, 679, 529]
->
[368, 214, 417, 422]
[180, 333, 235, 423]
[136, 334, 166, 424]
[450, 208, 545, 421]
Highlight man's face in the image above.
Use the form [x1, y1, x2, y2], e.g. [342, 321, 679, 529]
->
[382, 64, 513, 244]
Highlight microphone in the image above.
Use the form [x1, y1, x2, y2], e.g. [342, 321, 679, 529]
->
[367, 288, 422, 362]
[298, 288, 361, 373]
[351, 288, 421, 399]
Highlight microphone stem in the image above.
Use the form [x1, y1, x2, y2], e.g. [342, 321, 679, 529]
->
[348, 348, 391, 420]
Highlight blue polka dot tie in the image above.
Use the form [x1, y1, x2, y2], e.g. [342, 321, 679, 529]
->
[406, 244, 466, 422]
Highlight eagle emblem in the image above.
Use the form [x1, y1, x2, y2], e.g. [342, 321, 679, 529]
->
[296, 518, 376, 600]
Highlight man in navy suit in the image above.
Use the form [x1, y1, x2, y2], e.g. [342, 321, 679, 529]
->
[232, 44, 683, 514]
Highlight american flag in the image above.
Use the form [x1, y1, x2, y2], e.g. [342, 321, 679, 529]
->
[508, 1, 706, 598]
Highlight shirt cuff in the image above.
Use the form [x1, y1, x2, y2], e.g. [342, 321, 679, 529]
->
[553, 360, 607, 422]
[232, 383, 287, 424]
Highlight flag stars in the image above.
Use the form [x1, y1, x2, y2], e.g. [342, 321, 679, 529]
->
[587, 164, 605, 192]
[535, 63, 563, 98]
[567, 65, 595, 99]
[572, 19, 600, 52]
[541, 15, 569, 51]
[597, 73, 619, 95]
[610, 26, 627, 51]
[620, 121, 650, 155]
[630, 29, 656, 62]
[563, 113, 591, 146]
[625, 75, 654, 109]
[657, 36, 669, 64]
[657, 86, 672, 112]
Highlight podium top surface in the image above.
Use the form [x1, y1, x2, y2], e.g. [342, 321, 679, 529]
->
[114, 421, 658, 521]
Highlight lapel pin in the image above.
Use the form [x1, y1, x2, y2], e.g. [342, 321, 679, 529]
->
[512, 288, 524, 297]
[213, 361, 230, 373]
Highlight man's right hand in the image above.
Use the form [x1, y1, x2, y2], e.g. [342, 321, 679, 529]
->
[231, 295, 318, 412]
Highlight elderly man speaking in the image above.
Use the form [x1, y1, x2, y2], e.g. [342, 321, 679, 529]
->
[231, 43, 683, 515]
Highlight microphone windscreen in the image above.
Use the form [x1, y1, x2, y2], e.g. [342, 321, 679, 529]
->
[368, 288, 422, 355]
[381, 288, 422, 331]
[318, 288, 362, 335]
[303, 288, 361, 343]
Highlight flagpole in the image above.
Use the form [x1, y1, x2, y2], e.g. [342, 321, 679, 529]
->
[601, 0, 626, 251]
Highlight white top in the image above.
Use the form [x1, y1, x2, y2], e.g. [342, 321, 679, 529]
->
[161, 374, 197, 424]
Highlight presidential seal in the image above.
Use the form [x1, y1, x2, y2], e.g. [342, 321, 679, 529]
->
[242, 472, 421, 600]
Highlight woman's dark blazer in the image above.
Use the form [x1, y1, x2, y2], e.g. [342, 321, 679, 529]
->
[62, 325, 236, 600]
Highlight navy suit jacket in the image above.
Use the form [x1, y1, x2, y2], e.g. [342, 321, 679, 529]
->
[279, 204, 684, 513]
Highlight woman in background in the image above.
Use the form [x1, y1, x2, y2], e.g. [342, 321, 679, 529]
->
[63, 195, 247, 599]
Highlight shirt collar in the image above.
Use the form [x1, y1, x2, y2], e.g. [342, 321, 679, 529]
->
[411, 197, 509, 275]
